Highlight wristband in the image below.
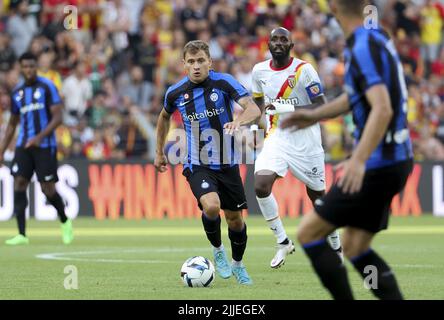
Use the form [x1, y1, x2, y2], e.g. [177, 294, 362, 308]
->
[266, 102, 294, 115]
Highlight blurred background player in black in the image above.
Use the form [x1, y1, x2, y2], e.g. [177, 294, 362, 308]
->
[0, 52, 73, 245]
[281, 0, 414, 300]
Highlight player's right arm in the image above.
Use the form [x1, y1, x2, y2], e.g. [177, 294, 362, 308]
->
[154, 108, 172, 173]
[280, 93, 349, 130]
[156, 86, 178, 172]
[0, 114, 19, 167]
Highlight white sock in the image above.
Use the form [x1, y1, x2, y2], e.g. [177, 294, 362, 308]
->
[213, 243, 224, 252]
[232, 259, 243, 267]
[256, 194, 288, 243]
[327, 230, 341, 251]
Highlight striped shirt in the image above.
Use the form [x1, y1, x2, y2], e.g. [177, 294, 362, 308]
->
[10, 76, 61, 148]
[164, 70, 249, 170]
[344, 26, 413, 169]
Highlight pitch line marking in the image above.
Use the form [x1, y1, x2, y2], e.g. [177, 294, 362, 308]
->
[34, 248, 440, 269]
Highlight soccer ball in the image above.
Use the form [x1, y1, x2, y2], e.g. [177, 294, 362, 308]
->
[180, 256, 215, 287]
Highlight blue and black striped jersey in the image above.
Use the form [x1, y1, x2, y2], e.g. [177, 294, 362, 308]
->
[164, 70, 249, 170]
[10, 76, 61, 149]
[344, 26, 413, 169]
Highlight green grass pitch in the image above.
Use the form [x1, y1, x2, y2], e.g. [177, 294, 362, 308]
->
[0, 215, 443, 300]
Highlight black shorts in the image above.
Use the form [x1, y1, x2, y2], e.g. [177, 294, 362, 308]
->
[183, 165, 248, 211]
[315, 160, 413, 233]
[10, 147, 59, 183]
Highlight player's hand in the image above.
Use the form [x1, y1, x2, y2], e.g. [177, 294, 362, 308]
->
[25, 136, 42, 149]
[0, 153, 4, 167]
[334, 156, 366, 194]
[264, 104, 276, 114]
[154, 153, 168, 173]
[280, 109, 318, 131]
[224, 120, 240, 135]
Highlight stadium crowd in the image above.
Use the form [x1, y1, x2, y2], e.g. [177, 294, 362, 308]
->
[0, 0, 443, 162]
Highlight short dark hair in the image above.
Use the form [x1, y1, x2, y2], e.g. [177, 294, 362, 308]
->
[335, 0, 367, 16]
[182, 40, 211, 59]
[18, 52, 37, 63]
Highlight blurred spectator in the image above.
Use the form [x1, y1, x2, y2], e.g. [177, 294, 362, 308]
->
[0, 33, 16, 72]
[0, 0, 443, 161]
[61, 59, 93, 125]
[180, 0, 209, 42]
[118, 65, 153, 112]
[7, 0, 38, 56]
[83, 128, 112, 160]
[38, 50, 62, 91]
[86, 90, 108, 129]
[420, 0, 443, 77]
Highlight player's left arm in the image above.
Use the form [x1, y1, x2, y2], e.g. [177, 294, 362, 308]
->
[336, 84, 393, 194]
[222, 73, 261, 135]
[224, 95, 261, 135]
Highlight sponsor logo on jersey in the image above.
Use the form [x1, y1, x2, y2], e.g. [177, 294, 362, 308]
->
[20, 102, 45, 114]
[268, 96, 299, 105]
[182, 107, 225, 122]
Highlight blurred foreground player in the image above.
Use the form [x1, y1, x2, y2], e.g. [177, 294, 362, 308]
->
[281, 0, 413, 299]
[155, 40, 261, 285]
[0, 52, 73, 245]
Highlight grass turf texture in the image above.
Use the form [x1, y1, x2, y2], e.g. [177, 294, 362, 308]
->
[0, 215, 443, 300]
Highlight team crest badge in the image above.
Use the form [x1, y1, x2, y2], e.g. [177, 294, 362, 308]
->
[184, 93, 189, 100]
[210, 92, 218, 102]
[287, 75, 296, 88]
[309, 85, 320, 95]
[34, 88, 41, 99]
[16, 90, 24, 102]
[201, 180, 210, 189]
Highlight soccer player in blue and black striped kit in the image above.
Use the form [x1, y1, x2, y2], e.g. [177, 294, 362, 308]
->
[281, 0, 413, 299]
[155, 40, 261, 285]
[0, 52, 73, 245]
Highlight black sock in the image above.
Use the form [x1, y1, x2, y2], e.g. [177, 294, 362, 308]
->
[351, 249, 403, 300]
[201, 212, 221, 248]
[302, 239, 354, 300]
[228, 224, 247, 262]
[14, 191, 28, 236]
[279, 238, 289, 245]
[47, 193, 68, 223]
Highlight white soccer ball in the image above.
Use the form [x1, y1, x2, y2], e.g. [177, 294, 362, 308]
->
[180, 256, 215, 287]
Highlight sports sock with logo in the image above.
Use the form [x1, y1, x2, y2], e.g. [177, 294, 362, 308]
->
[228, 224, 247, 262]
[256, 194, 288, 243]
[201, 212, 222, 248]
[351, 249, 403, 300]
[302, 239, 354, 300]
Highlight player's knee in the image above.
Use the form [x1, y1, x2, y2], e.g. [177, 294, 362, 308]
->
[343, 243, 369, 260]
[254, 181, 272, 198]
[40, 183, 56, 197]
[296, 226, 311, 245]
[225, 214, 243, 230]
[203, 204, 220, 217]
[14, 177, 29, 191]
